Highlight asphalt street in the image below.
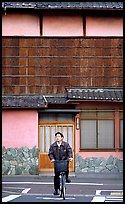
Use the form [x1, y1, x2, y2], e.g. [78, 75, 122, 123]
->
[2, 172, 123, 202]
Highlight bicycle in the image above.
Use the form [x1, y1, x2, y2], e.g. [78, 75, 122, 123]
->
[54, 160, 68, 200]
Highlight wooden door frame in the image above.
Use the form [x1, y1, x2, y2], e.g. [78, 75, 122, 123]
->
[38, 122, 75, 173]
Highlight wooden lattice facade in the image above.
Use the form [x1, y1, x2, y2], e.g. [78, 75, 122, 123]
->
[2, 37, 123, 95]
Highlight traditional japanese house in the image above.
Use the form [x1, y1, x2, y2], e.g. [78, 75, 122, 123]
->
[2, 2, 123, 175]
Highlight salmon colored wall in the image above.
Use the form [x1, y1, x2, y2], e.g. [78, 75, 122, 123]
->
[2, 13, 40, 36]
[86, 16, 123, 36]
[2, 13, 123, 37]
[2, 110, 38, 148]
[42, 14, 83, 36]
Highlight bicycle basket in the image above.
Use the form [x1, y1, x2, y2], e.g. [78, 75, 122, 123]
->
[54, 160, 68, 173]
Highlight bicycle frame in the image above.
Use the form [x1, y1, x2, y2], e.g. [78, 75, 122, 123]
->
[54, 160, 68, 200]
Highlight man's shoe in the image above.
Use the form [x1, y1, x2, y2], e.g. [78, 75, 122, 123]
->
[53, 190, 59, 195]
[66, 178, 71, 183]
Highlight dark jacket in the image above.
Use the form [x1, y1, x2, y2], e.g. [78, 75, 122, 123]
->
[48, 141, 73, 161]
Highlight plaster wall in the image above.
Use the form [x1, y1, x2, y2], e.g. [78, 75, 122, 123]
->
[2, 13, 123, 36]
[2, 13, 40, 36]
[86, 16, 123, 36]
[2, 110, 38, 148]
[42, 14, 83, 36]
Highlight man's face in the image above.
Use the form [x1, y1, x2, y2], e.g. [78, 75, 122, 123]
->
[56, 134, 63, 143]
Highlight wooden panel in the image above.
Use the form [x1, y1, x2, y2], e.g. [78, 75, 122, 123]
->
[2, 37, 123, 95]
[39, 153, 54, 169]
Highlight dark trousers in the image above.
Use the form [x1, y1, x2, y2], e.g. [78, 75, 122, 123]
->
[54, 169, 69, 191]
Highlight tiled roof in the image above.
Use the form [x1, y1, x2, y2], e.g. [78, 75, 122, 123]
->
[65, 88, 123, 102]
[2, 95, 67, 108]
[2, 95, 47, 108]
[45, 95, 67, 104]
[2, 88, 123, 108]
[2, 2, 123, 10]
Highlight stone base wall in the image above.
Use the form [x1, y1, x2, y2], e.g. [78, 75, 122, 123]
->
[2, 147, 123, 175]
[75, 154, 123, 173]
[2, 146, 39, 175]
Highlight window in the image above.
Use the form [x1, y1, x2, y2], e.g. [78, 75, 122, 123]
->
[80, 111, 115, 150]
[39, 124, 73, 152]
[39, 113, 73, 122]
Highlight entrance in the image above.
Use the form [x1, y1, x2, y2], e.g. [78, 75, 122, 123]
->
[38, 113, 75, 173]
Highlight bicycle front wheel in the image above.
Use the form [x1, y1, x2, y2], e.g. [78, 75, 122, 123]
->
[59, 175, 63, 198]
[59, 174, 66, 200]
[62, 174, 66, 200]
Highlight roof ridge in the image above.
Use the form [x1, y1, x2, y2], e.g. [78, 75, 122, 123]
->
[2, 2, 123, 9]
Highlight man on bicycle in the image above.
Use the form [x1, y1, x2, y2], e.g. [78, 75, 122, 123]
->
[48, 131, 73, 195]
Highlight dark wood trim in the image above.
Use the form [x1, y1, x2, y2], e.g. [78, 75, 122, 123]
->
[83, 15, 86, 36]
[40, 14, 42, 36]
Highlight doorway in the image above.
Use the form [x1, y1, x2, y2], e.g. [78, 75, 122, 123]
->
[38, 113, 75, 173]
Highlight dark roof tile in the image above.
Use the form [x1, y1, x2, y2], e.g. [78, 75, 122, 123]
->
[2, 88, 123, 108]
[65, 88, 123, 102]
[45, 95, 67, 104]
[2, 95, 46, 108]
[2, 2, 123, 9]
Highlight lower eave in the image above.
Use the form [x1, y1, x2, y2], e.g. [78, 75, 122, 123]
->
[2, 99, 122, 109]
[2, 106, 48, 109]
[66, 99, 123, 103]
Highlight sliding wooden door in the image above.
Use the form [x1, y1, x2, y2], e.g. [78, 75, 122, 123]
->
[38, 124, 74, 172]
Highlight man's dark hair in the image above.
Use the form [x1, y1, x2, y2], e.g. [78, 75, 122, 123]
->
[55, 132, 64, 138]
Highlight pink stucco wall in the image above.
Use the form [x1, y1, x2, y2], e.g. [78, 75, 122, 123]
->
[2, 110, 38, 148]
[2, 13, 123, 37]
[2, 13, 40, 36]
[42, 13, 83, 36]
[86, 16, 123, 36]
[75, 130, 123, 159]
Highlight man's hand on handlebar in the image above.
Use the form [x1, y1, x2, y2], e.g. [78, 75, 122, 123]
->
[51, 159, 55, 163]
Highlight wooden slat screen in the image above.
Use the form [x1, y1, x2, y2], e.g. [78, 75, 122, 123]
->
[2, 37, 123, 95]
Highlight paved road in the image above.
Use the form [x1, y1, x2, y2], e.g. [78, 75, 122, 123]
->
[2, 173, 123, 202]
